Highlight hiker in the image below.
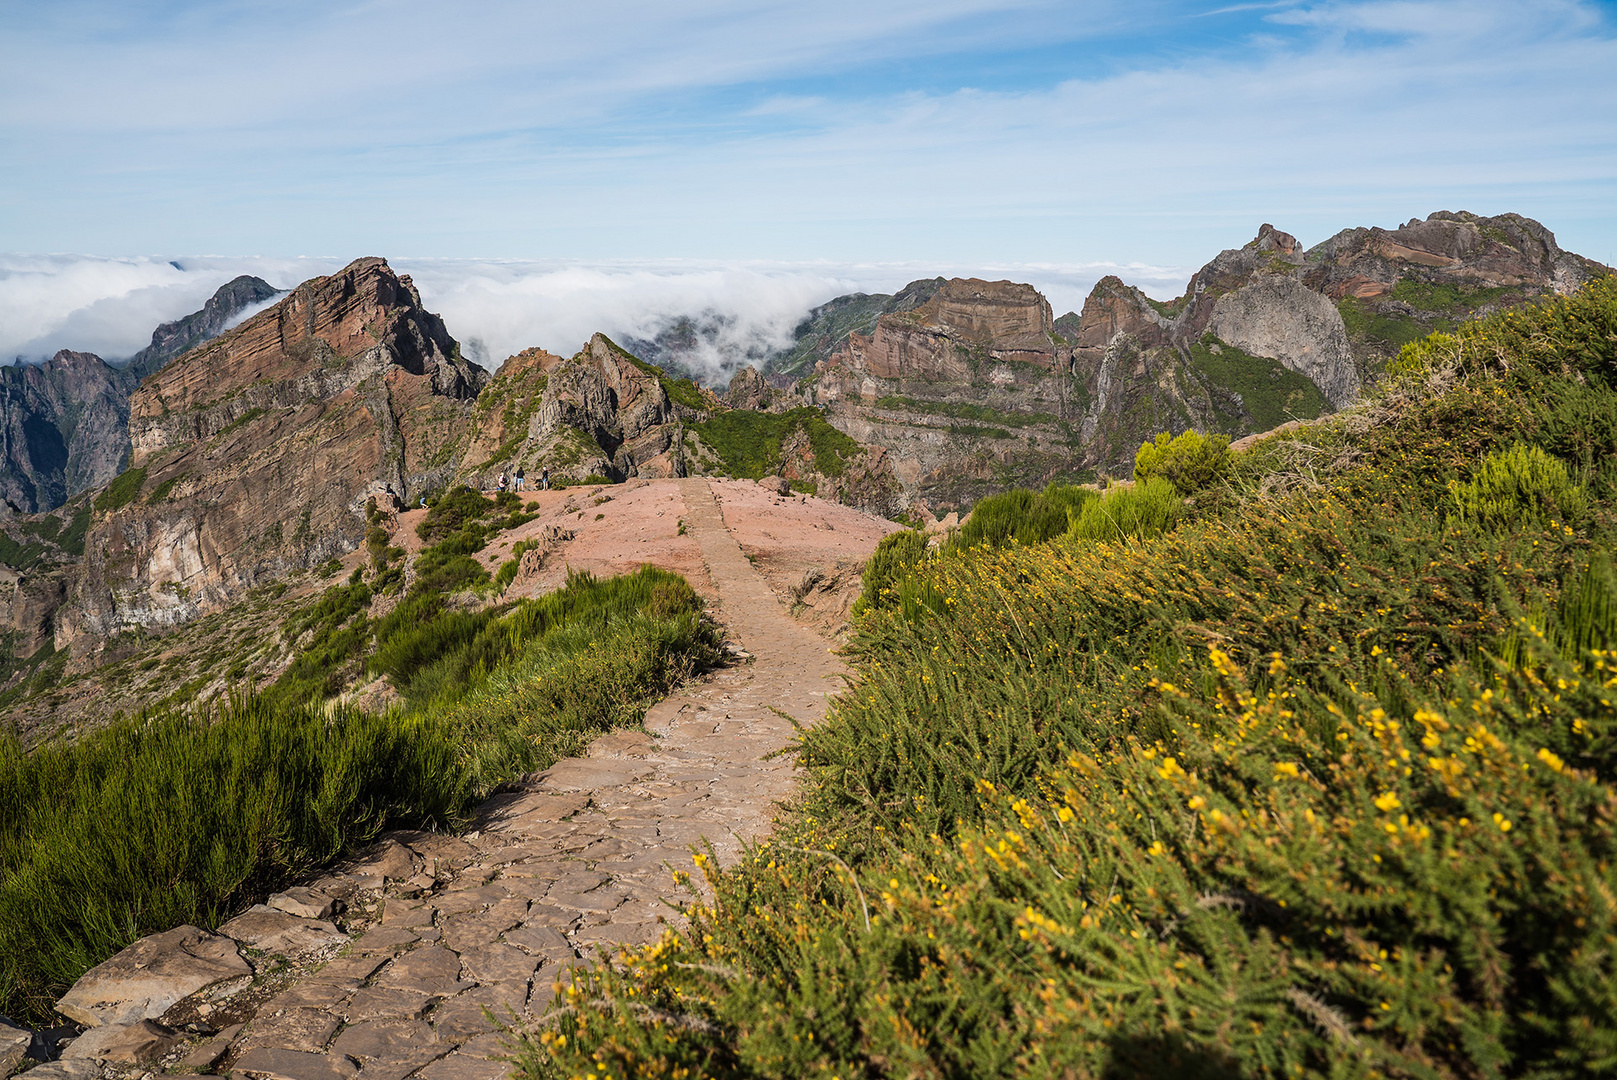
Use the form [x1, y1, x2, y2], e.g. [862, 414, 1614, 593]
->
[497, 471, 507, 493]
[541, 466, 550, 491]
[514, 465, 525, 491]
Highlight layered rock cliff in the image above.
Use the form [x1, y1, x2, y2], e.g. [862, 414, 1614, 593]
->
[0, 276, 278, 515]
[774, 211, 1608, 508]
[56, 258, 487, 646]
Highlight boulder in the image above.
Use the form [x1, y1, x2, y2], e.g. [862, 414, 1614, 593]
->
[218, 905, 348, 958]
[60, 1019, 180, 1064]
[0, 1017, 30, 1078]
[55, 925, 251, 1028]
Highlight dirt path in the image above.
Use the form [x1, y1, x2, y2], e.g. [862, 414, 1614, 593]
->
[126, 480, 849, 1080]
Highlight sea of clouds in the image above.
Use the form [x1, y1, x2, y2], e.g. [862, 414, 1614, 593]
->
[0, 254, 1193, 386]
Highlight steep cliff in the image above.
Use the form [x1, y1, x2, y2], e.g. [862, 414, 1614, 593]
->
[782, 212, 1608, 508]
[0, 276, 278, 516]
[55, 258, 487, 647]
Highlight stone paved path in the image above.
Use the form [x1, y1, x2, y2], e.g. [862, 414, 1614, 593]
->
[130, 479, 844, 1080]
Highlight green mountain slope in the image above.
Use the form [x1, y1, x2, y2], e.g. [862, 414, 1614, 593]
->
[530, 276, 1617, 1078]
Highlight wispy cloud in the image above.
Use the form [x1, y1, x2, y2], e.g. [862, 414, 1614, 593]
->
[0, 1, 1612, 266]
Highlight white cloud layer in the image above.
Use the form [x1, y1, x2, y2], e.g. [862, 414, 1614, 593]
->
[0, 253, 1194, 383]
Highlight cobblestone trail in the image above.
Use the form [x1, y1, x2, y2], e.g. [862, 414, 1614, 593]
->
[33, 479, 847, 1080]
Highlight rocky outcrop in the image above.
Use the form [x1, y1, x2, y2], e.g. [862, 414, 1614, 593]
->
[0, 277, 277, 516]
[766, 213, 1607, 508]
[55, 258, 488, 647]
[124, 276, 282, 381]
[1207, 276, 1358, 407]
[0, 351, 133, 514]
[459, 334, 691, 486]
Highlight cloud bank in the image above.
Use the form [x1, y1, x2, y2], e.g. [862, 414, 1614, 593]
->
[0, 254, 1193, 384]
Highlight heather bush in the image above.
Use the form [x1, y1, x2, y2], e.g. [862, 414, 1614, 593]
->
[1448, 441, 1585, 528]
[1133, 428, 1231, 494]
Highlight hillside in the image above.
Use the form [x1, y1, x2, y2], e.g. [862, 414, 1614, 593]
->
[761, 212, 1608, 510]
[530, 272, 1617, 1078]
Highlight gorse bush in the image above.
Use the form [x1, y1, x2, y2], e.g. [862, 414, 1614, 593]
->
[1448, 441, 1586, 527]
[852, 529, 929, 616]
[1066, 476, 1181, 543]
[1133, 428, 1231, 495]
[529, 277, 1617, 1078]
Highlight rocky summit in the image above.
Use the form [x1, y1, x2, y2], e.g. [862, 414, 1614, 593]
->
[56, 258, 486, 647]
[758, 210, 1609, 507]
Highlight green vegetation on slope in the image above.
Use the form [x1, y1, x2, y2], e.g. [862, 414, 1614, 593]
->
[873, 395, 1056, 428]
[691, 406, 863, 480]
[529, 277, 1617, 1078]
[0, 482, 722, 1023]
[1187, 333, 1330, 431]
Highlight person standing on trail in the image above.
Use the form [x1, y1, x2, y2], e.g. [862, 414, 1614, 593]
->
[541, 466, 550, 491]
[514, 465, 525, 491]
[497, 471, 507, 493]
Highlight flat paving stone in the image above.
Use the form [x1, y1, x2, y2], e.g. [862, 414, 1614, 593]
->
[416, 1053, 512, 1080]
[238, 1008, 341, 1053]
[344, 987, 436, 1022]
[232, 1047, 359, 1080]
[329, 1018, 436, 1061]
[375, 947, 467, 995]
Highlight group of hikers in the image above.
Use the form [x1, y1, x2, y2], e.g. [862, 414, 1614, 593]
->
[495, 463, 547, 494]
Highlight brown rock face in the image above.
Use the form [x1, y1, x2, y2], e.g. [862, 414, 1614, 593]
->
[59, 258, 488, 645]
[825, 278, 1063, 384]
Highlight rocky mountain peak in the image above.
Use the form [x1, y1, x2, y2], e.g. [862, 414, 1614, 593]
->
[124, 275, 280, 381]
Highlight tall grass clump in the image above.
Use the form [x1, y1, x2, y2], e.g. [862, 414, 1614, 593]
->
[944, 483, 1096, 557]
[527, 277, 1617, 1078]
[1067, 476, 1181, 542]
[0, 697, 459, 1022]
[852, 530, 929, 616]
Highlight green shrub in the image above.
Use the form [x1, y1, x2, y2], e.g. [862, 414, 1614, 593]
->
[93, 466, 147, 513]
[853, 530, 929, 616]
[1449, 441, 1585, 527]
[1133, 428, 1231, 495]
[416, 485, 495, 543]
[943, 483, 1095, 558]
[1068, 477, 1181, 542]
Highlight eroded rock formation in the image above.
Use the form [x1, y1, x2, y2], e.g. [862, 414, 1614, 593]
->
[57, 258, 487, 646]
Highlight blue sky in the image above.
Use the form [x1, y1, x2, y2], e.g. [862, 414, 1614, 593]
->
[3, 1, 1615, 368]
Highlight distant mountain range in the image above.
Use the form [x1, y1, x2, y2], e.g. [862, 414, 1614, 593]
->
[1, 210, 1607, 686]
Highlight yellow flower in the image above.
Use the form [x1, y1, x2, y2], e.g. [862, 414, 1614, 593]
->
[1187, 796, 1207, 810]
[1537, 747, 1565, 773]
[1493, 812, 1513, 833]
[1273, 762, 1301, 779]
[1373, 792, 1402, 813]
